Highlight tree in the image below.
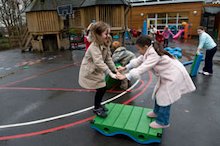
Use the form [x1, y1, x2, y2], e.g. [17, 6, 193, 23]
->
[0, 0, 33, 47]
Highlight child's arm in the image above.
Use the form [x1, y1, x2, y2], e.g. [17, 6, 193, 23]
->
[126, 51, 160, 80]
[197, 34, 205, 54]
[125, 55, 143, 70]
[105, 48, 117, 72]
[169, 30, 174, 36]
[90, 46, 114, 74]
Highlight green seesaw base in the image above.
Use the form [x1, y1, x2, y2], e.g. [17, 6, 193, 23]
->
[91, 103, 163, 144]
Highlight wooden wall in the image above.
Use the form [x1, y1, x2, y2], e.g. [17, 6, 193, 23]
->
[70, 10, 82, 28]
[27, 11, 60, 33]
[81, 6, 125, 31]
[128, 2, 203, 35]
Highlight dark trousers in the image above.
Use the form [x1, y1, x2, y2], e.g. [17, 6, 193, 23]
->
[164, 39, 169, 48]
[94, 87, 106, 109]
[203, 46, 217, 74]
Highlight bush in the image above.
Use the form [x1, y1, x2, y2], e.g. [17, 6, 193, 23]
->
[0, 37, 10, 50]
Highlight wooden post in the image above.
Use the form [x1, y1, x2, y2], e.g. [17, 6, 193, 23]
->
[80, 9, 85, 28]
[56, 33, 61, 50]
[121, 6, 125, 29]
[96, 6, 99, 22]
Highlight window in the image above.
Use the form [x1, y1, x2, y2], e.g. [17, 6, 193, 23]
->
[147, 12, 189, 32]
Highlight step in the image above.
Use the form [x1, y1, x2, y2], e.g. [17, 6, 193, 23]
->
[91, 103, 163, 144]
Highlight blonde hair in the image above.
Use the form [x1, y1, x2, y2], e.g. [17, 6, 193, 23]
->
[90, 21, 110, 45]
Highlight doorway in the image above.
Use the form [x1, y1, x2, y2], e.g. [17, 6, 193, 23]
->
[42, 34, 58, 52]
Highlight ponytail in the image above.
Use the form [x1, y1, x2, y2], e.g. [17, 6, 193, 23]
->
[152, 41, 174, 59]
[136, 35, 174, 59]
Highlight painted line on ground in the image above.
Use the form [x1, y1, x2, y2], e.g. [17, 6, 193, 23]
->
[0, 63, 76, 87]
[0, 80, 140, 129]
[0, 80, 144, 93]
[0, 71, 152, 140]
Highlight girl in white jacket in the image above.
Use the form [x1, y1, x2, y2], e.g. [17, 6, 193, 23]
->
[117, 35, 196, 129]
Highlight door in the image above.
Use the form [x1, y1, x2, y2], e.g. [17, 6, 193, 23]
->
[147, 18, 156, 34]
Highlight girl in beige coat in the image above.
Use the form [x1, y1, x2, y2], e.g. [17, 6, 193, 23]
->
[79, 21, 117, 118]
[117, 35, 196, 128]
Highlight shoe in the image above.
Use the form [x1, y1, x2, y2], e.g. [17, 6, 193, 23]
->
[149, 121, 170, 129]
[202, 71, 212, 76]
[100, 105, 109, 112]
[147, 111, 157, 118]
[198, 70, 204, 74]
[93, 108, 108, 118]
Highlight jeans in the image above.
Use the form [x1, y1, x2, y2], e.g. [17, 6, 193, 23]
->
[203, 46, 217, 74]
[153, 100, 171, 126]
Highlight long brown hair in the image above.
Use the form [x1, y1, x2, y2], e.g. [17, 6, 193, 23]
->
[136, 35, 174, 59]
[89, 21, 110, 45]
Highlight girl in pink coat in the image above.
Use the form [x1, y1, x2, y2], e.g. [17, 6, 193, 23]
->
[117, 35, 196, 129]
[162, 26, 174, 48]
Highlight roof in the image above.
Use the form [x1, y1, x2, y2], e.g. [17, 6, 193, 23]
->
[80, 0, 129, 7]
[129, 0, 204, 6]
[25, 0, 84, 12]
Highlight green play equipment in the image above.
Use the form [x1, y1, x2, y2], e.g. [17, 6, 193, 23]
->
[105, 63, 121, 89]
[91, 103, 163, 144]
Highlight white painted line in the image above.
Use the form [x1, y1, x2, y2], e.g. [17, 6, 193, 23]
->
[0, 80, 140, 129]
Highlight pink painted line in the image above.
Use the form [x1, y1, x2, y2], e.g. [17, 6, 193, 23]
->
[0, 80, 144, 93]
[0, 63, 75, 87]
[0, 72, 152, 141]
[123, 72, 152, 105]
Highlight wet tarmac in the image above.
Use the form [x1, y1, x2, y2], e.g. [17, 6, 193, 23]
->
[0, 39, 220, 146]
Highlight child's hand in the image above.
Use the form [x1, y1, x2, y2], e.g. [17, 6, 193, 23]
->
[116, 73, 126, 80]
[109, 72, 117, 79]
[196, 48, 200, 55]
[117, 66, 126, 72]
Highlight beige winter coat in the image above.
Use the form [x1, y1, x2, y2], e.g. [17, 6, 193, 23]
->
[126, 45, 196, 106]
[79, 42, 116, 89]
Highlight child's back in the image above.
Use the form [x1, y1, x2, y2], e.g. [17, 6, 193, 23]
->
[112, 46, 136, 66]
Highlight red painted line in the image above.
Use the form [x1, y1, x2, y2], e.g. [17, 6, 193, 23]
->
[123, 72, 152, 105]
[0, 117, 94, 141]
[0, 63, 76, 87]
[0, 72, 152, 141]
[0, 80, 144, 93]
[0, 87, 95, 92]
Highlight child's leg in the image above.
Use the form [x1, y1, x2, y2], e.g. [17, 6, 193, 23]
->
[154, 101, 171, 126]
[94, 87, 106, 109]
[164, 39, 168, 47]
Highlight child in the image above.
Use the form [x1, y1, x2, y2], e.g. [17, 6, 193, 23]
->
[149, 25, 157, 40]
[116, 35, 196, 129]
[155, 30, 164, 44]
[84, 23, 93, 51]
[112, 41, 136, 67]
[112, 41, 136, 89]
[79, 21, 118, 118]
[162, 26, 174, 48]
[197, 26, 217, 76]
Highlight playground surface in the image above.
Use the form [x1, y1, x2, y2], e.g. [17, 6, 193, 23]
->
[0, 39, 220, 146]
